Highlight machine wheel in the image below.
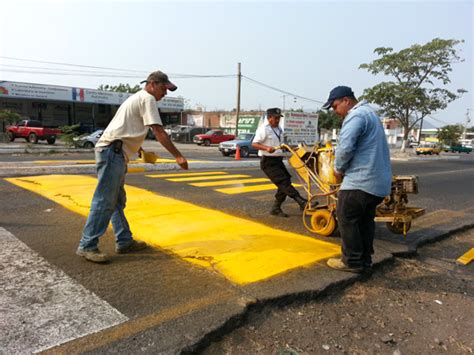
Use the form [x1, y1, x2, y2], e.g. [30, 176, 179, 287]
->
[83, 141, 94, 149]
[28, 133, 38, 144]
[7, 132, 15, 142]
[203, 139, 211, 146]
[240, 146, 249, 157]
[47, 137, 56, 145]
[386, 221, 411, 234]
[310, 209, 336, 236]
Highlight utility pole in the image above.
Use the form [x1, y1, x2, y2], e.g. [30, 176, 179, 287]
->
[282, 95, 286, 111]
[235, 62, 241, 136]
[462, 108, 471, 140]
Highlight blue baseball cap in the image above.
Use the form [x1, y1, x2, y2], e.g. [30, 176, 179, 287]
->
[322, 86, 355, 109]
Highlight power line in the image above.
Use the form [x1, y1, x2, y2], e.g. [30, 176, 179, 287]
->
[426, 115, 450, 126]
[0, 56, 235, 79]
[242, 75, 324, 105]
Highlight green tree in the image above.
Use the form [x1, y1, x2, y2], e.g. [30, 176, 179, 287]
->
[98, 83, 141, 93]
[437, 124, 463, 146]
[317, 110, 341, 130]
[0, 110, 21, 142]
[359, 38, 466, 151]
[59, 124, 81, 147]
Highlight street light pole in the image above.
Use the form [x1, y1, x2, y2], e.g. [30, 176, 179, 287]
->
[235, 62, 241, 136]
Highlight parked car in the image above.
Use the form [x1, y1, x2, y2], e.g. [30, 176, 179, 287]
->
[444, 145, 472, 154]
[73, 129, 104, 148]
[218, 133, 258, 157]
[193, 129, 235, 146]
[6, 119, 61, 144]
[172, 126, 208, 143]
[415, 142, 441, 155]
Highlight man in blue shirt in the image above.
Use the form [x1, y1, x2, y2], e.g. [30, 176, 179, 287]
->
[322, 86, 392, 273]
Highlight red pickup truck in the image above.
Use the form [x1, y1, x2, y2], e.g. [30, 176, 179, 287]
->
[6, 120, 61, 144]
[193, 129, 235, 146]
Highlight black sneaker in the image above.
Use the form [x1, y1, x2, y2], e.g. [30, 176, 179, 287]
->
[270, 209, 289, 218]
[116, 240, 148, 254]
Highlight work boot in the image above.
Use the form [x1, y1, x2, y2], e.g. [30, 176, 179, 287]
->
[116, 240, 148, 254]
[270, 201, 289, 218]
[327, 258, 363, 273]
[76, 248, 109, 263]
[294, 195, 308, 211]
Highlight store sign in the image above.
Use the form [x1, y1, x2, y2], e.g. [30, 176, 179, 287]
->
[237, 115, 260, 134]
[187, 114, 203, 127]
[283, 112, 319, 145]
[0, 81, 71, 101]
[0, 80, 184, 111]
[157, 96, 184, 111]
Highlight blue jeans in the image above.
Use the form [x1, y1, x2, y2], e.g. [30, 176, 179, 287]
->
[78, 145, 133, 251]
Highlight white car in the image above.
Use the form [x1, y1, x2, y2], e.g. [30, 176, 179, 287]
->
[73, 129, 104, 148]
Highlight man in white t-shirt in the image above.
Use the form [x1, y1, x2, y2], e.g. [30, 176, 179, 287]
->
[77, 70, 188, 263]
[252, 108, 307, 217]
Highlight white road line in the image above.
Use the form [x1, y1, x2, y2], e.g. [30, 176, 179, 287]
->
[0, 227, 128, 354]
[417, 167, 474, 177]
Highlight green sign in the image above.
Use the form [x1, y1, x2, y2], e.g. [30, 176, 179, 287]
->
[237, 115, 260, 135]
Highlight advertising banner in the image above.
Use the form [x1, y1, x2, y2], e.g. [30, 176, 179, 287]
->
[187, 114, 203, 127]
[237, 115, 260, 135]
[283, 112, 319, 145]
[0, 81, 184, 111]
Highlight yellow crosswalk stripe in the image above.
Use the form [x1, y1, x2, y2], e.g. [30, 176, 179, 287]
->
[190, 178, 270, 187]
[216, 183, 303, 194]
[5, 175, 339, 285]
[216, 184, 280, 194]
[167, 174, 250, 182]
[146, 171, 228, 178]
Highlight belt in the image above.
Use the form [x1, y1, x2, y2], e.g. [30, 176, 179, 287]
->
[110, 140, 123, 153]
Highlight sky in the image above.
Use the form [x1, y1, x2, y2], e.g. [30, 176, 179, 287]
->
[1, 0, 472, 127]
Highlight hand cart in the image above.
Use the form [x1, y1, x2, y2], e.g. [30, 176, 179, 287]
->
[279, 143, 425, 237]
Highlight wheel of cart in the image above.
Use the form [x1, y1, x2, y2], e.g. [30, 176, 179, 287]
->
[278, 143, 341, 237]
[279, 144, 426, 239]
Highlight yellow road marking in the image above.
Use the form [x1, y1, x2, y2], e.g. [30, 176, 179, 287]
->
[127, 167, 145, 173]
[216, 184, 283, 194]
[190, 178, 270, 187]
[5, 175, 339, 284]
[457, 248, 474, 265]
[216, 183, 303, 194]
[147, 171, 228, 178]
[167, 174, 250, 182]
[34, 159, 206, 165]
[35, 160, 96, 164]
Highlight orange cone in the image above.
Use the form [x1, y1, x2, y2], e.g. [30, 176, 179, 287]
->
[235, 145, 241, 160]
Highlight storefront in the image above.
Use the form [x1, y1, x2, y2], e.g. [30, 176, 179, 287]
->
[0, 81, 184, 131]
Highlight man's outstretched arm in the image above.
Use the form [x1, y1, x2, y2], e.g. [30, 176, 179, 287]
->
[151, 124, 188, 170]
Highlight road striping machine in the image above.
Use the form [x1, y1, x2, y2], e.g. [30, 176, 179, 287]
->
[279, 142, 425, 237]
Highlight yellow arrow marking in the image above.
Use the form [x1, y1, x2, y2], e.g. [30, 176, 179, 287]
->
[5, 175, 339, 285]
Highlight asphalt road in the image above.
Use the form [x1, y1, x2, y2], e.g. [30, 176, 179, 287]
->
[1, 156, 473, 353]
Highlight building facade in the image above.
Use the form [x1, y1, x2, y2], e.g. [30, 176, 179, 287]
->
[0, 81, 184, 132]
